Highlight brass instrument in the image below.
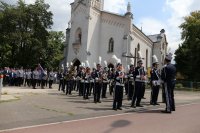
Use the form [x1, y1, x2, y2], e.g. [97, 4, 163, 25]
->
[65, 66, 76, 81]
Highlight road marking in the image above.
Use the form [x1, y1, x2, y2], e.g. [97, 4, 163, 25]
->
[0, 102, 200, 132]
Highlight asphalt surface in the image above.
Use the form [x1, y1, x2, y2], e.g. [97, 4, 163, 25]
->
[0, 85, 200, 132]
[1, 103, 200, 133]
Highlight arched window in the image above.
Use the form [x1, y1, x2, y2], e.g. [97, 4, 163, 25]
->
[146, 49, 148, 69]
[108, 38, 114, 53]
[75, 28, 82, 44]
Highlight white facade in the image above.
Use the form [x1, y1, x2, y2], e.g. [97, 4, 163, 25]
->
[64, 0, 168, 70]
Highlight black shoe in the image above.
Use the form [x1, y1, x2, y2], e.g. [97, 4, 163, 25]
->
[154, 103, 160, 105]
[171, 108, 175, 111]
[98, 101, 101, 103]
[117, 107, 122, 110]
[161, 110, 171, 114]
[136, 105, 143, 107]
[130, 105, 136, 108]
[112, 108, 117, 111]
[142, 97, 146, 99]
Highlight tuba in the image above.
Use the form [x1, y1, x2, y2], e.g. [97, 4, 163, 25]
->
[65, 66, 76, 80]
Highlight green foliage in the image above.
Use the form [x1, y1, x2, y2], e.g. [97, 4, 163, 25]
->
[175, 11, 200, 81]
[0, 0, 64, 70]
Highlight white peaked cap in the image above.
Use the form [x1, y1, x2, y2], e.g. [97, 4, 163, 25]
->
[152, 55, 159, 64]
[112, 55, 121, 64]
[99, 56, 102, 65]
[165, 53, 173, 61]
[86, 60, 90, 67]
[83, 62, 86, 67]
[70, 62, 73, 66]
[130, 59, 134, 65]
[66, 62, 69, 67]
[93, 62, 97, 68]
[104, 60, 108, 67]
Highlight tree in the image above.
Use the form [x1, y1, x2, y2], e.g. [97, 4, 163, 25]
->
[0, 0, 64, 69]
[43, 31, 65, 70]
[175, 11, 200, 81]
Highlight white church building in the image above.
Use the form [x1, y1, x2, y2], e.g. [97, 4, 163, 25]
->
[64, 0, 168, 70]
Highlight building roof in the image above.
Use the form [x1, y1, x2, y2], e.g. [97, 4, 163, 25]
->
[101, 10, 126, 18]
[148, 34, 163, 43]
[132, 24, 154, 44]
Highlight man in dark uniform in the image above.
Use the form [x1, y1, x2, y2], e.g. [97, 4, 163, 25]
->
[113, 63, 124, 110]
[127, 65, 135, 100]
[150, 55, 160, 105]
[93, 64, 102, 103]
[161, 53, 176, 113]
[58, 69, 65, 92]
[131, 58, 146, 108]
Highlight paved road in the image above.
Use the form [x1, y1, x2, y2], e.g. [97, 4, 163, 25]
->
[1, 103, 200, 133]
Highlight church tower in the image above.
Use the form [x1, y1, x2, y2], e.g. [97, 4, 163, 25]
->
[66, 0, 103, 66]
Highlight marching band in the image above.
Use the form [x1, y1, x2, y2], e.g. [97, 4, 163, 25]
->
[1, 52, 176, 113]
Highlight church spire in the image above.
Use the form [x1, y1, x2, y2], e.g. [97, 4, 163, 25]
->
[125, 2, 133, 19]
[127, 2, 131, 13]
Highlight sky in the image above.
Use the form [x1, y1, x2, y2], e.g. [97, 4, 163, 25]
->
[3, 0, 200, 57]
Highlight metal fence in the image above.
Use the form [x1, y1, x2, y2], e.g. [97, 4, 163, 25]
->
[175, 80, 200, 90]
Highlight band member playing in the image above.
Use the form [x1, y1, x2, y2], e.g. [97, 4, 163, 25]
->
[150, 55, 160, 105]
[113, 63, 124, 110]
[102, 67, 109, 98]
[83, 67, 92, 99]
[93, 64, 102, 103]
[131, 56, 146, 108]
[108, 68, 115, 96]
[58, 69, 65, 92]
[127, 64, 135, 100]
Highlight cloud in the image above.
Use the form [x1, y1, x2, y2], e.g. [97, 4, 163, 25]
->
[104, 0, 127, 14]
[137, 0, 200, 56]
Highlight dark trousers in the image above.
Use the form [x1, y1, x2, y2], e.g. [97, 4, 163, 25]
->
[109, 82, 114, 95]
[162, 84, 166, 103]
[32, 79, 37, 89]
[58, 79, 64, 91]
[94, 82, 102, 102]
[102, 83, 108, 98]
[113, 85, 123, 109]
[164, 80, 176, 111]
[89, 82, 94, 95]
[79, 82, 83, 96]
[65, 80, 72, 95]
[151, 85, 160, 104]
[76, 80, 80, 91]
[83, 83, 90, 99]
[131, 82, 144, 106]
[49, 80, 53, 88]
[127, 82, 134, 100]
[141, 83, 145, 98]
[125, 82, 128, 95]
[41, 79, 46, 89]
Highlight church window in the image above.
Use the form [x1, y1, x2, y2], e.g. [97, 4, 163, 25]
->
[75, 28, 82, 44]
[108, 38, 114, 53]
